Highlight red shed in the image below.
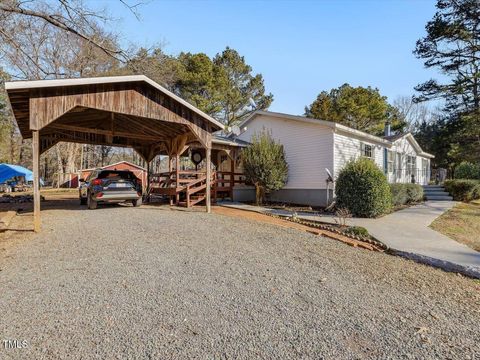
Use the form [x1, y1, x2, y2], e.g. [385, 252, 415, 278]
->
[79, 161, 148, 192]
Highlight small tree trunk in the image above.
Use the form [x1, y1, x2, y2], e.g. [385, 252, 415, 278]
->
[255, 183, 264, 206]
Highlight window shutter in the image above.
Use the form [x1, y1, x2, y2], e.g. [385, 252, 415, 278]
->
[383, 148, 387, 174]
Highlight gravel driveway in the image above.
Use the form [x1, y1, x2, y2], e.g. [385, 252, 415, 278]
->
[0, 201, 479, 359]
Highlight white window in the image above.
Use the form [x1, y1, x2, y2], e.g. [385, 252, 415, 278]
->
[387, 150, 394, 173]
[422, 158, 428, 177]
[360, 143, 374, 160]
[396, 153, 402, 178]
[407, 155, 416, 176]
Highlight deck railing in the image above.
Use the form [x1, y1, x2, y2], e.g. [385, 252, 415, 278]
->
[388, 168, 431, 184]
[149, 170, 245, 207]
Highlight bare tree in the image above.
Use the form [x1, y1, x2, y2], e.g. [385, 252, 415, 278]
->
[393, 96, 437, 132]
[0, 0, 139, 79]
[0, 0, 144, 181]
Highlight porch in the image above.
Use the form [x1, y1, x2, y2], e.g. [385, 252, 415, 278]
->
[147, 138, 248, 207]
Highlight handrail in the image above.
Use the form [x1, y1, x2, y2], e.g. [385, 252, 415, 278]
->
[186, 176, 207, 190]
[150, 169, 242, 207]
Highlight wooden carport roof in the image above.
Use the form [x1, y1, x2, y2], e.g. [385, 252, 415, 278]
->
[6, 75, 224, 161]
[5, 75, 225, 231]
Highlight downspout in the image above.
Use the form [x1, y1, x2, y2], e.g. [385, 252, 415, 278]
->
[383, 148, 388, 175]
[329, 127, 336, 206]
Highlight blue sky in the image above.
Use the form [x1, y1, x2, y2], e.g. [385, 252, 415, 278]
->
[90, 0, 439, 115]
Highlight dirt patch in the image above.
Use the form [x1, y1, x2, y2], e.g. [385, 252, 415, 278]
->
[0, 189, 79, 246]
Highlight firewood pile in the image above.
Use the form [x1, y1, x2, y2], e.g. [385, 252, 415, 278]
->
[0, 194, 45, 203]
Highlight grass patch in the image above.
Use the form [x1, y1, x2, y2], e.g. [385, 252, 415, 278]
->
[430, 200, 480, 252]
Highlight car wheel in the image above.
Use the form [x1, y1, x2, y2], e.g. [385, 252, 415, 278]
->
[87, 193, 97, 210]
[80, 197, 87, 205]
[132, 197, 142, 207]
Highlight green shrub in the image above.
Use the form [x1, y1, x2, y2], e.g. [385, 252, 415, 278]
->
[389, 183, 424, 207]
[390, 183, 407, 207]
[242, 129, 288, 205]
[335, 158, 392, 217]
[345, 226, 370, 237]
[405, 183, 424, 203]
[454, 161, 480, 179]
[444, 179, 480, 202]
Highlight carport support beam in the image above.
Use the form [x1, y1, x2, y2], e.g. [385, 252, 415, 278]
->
[32, 130, 41, 232]
[206, 147, 211, 213]
[146, 160, 151, 202]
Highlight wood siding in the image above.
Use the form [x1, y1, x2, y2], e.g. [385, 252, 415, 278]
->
[29, 83, 213, 150]
[388, 136, 430, 185]
[334, 132, 430, 185]
[238, 114, 334, 189]
[333, 131, 384, 178]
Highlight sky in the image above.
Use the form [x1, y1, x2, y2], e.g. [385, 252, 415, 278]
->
[89, 0, 439, 115]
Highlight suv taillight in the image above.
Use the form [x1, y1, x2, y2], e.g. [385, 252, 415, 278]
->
[92, 179, 102, 185]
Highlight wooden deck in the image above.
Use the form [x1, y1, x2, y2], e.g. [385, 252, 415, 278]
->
[149, 170, 245, 207]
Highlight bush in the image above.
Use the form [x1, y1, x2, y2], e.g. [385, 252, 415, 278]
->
[454, 161, 480, 180]
[390, 183, 407, 207]
[242, 129, 288, 205]
[444, 179, 480, 202]
[405, 183, 424, 203]
[335, 158, 392, 217]
[345, 226, 370, 237]
[389, 183, 424, 207]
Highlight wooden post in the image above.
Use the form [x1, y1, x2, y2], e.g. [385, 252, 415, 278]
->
[168, 155, 173, 206]
[32, 130, 41, 232]
[206, 147, 211, 213]
[230, 157, 235, 200]
[175, 153, 180, 205]
[146, 160, 151, 202]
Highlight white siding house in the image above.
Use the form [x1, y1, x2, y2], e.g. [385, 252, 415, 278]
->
[236, 110, 434, 206]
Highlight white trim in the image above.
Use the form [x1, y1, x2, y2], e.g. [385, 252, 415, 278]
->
[212, 137, 248, 147]
[5, 75, 224, 130]
[391, 133, 435, 158]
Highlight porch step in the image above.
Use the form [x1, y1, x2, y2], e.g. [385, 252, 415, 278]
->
[422, 185, 453, 201]
[178, 194, 206, 207]
[424, 189, 448, 193]
[424, 190, 450, 195]
[425, 195, 453, 201]
[422, 185, 444, 191]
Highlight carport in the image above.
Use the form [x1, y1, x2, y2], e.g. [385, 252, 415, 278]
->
[5, 75, 224, 232]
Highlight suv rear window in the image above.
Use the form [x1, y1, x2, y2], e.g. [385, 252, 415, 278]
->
[98, 171, 135, 180]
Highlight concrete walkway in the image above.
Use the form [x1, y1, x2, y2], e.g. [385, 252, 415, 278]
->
[218, 201, 480, 278]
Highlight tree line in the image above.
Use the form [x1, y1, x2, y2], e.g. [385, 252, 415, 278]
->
[0, 0, 272, 184]
[0, 0, 478, 182]
[304, 0, 479, 174]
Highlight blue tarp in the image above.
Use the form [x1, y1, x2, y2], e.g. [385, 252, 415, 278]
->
[0, 163, 44, 185]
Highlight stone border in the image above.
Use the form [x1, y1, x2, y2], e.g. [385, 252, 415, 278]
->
[389, 249, 480, 279]
[264, 212, 389, 251]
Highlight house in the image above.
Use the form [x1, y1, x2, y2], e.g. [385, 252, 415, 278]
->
[234, 110, 434, 206]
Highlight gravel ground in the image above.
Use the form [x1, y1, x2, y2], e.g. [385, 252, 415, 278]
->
[0, 201, 479, 359]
